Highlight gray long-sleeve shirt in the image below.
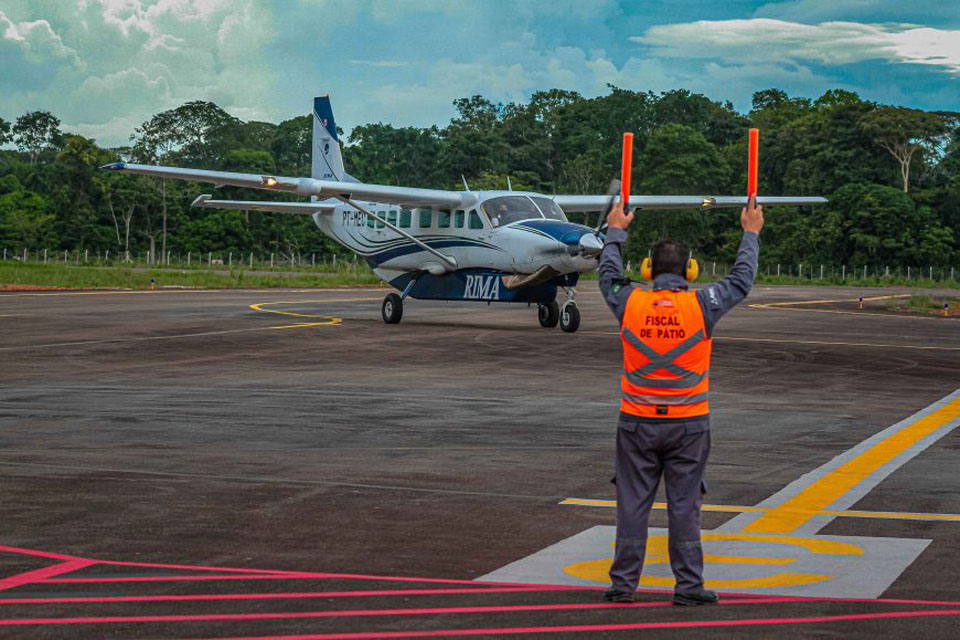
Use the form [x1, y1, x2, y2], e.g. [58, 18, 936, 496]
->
[598, 227, 759, 421]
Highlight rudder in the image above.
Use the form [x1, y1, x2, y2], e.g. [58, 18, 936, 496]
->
[312, 95, 345, 181]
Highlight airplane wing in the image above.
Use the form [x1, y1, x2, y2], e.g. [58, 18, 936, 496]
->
[554, 195, 828, 212]
[190, 195, 335, 215]
[102, 162, 463, 209]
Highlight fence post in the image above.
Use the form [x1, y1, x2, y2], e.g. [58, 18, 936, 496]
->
[842, 265, 846, 280]
[907, 266, 910, 280]
[776, 263, 780, 276]
[208, 252, 212, 266]
[820, 264, 823, 279]
[312, 253, 315, 266]
[44, 249, 48, 263]
[229, 252, 232, 267]
[929, 266, 933, 280]
[85, 249, 88, 263]
[105, 250, 109, 261]
[249, 252, 253, 268]
[270, 253, 274, 268]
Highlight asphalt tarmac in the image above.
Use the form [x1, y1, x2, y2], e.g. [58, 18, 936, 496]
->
[1, 283, 959, 639]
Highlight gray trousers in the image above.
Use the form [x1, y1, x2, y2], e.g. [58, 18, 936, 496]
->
[609, 417, 710, 594]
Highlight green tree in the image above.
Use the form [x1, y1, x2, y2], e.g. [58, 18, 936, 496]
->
[0, 175, 55, 250]
[13, 110, 62, 164]
[859, 107, 949, 192]
[132, 101, 240, 165]
[0, 117, 11, 146]
[822, 183, 952, 266]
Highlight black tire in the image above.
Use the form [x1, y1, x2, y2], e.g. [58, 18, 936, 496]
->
[538, 300, 560, 328]
[382, 293, 403, 324]
[560, 301, 581, 333]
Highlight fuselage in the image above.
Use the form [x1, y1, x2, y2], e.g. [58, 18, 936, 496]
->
[313, 190, 600, 300]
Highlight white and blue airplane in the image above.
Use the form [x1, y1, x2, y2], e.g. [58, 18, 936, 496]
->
[104, 96, 825, 333]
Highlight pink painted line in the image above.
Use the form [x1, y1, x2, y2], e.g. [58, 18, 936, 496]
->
[131, 608, 960, 640]
[0, 597, 792, 626]
[101, 559, 314, 576]
[40, 573, 319, 584]
[0, 545, 85, 562]
[0, 586, 588, 605]
[0, 559, 96, 593]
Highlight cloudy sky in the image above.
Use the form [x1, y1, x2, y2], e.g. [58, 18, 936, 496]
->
[2, 0, 958, 147]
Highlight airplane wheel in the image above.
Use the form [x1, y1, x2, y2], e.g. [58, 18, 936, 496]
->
[538, 300, 559, 328]
[560, 301, 580, 333]
[382, 293, 403, 324]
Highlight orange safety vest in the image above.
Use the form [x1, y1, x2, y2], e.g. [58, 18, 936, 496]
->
[620, 288, 712, 419]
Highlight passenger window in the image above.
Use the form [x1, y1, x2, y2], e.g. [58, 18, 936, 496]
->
[366, 212, 375, 228]
[387, 210, 398, 226]
[418, 209, 432, 228]
[468, 211, 484, 229]
[454, 210, 465, 228]
[399, 210, 411, 228]
[376, 211, 385, 229]
[438, 210, 451, 228]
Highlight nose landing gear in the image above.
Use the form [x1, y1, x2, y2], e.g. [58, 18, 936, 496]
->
[537, 288, 580, 333]
[560, 299, 580, 333]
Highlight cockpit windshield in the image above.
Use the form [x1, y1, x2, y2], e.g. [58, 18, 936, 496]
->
[482, 195, 568, 227]
[530, 197, 567, 221]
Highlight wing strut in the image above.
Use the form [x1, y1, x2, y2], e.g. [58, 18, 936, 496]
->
[337, 197, 458, 271]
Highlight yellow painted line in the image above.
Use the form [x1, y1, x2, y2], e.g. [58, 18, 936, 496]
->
[751, 294, 909, 308]
[561, 498, 960, 522]
[249, 297, 381, 329]
[579, 331, 960, 351]
[748, 293, 958, 320]
[743, 394, 960, 534]
[820, 509, 960, 522]
[713, 335, 960, 351]
[560, 498, 766, 513]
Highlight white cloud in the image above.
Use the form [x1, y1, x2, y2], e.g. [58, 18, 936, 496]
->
[348, 60, 408, 68]
[632, 19, 960, 75]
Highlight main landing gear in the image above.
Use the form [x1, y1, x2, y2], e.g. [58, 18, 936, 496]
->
[537, 288, 580, 333]
[382, 292, 403, 324]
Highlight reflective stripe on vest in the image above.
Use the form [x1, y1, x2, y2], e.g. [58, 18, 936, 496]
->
[620, 288, 712, 419]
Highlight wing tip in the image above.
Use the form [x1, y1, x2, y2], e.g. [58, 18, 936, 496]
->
[100, 162, 126, 171]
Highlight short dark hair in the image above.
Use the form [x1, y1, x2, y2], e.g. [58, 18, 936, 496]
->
[651, 240, 690, 278]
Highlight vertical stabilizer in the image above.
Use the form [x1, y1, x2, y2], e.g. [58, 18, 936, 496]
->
[312, 95, 344, 182]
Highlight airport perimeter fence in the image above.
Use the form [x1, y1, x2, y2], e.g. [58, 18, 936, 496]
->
[621, 260, 960, 286]
[715, 261, 958, 285]
[0, 246, 362, 273]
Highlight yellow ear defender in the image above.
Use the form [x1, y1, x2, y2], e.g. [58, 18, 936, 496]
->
[640, 254, 699, 282]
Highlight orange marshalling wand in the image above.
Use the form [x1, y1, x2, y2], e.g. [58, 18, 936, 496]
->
[747, 128, 759, 201]
[621, 132, 633, 208]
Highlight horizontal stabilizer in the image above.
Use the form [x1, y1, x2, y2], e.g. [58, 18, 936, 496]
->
[191, 195, 335, 215]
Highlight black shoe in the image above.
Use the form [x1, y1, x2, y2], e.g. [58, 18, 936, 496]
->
[673, 589, 719, 606]
[604, 587, 639, 603]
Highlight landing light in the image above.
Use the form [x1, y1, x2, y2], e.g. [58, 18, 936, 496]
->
[262, 176, 278, 187]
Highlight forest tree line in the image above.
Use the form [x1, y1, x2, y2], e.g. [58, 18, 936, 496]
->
[1, 86, 958, 268]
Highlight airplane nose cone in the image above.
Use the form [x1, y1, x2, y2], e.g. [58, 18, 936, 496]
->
[578, 233, 603, 257]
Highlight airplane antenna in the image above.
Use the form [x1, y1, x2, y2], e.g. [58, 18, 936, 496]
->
[461, 175, 471, 192]
[506, 176, 513, 191]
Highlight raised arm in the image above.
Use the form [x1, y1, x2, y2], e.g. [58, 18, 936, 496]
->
[697, 198, 764, 336]
[598, 200, 635, 323]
